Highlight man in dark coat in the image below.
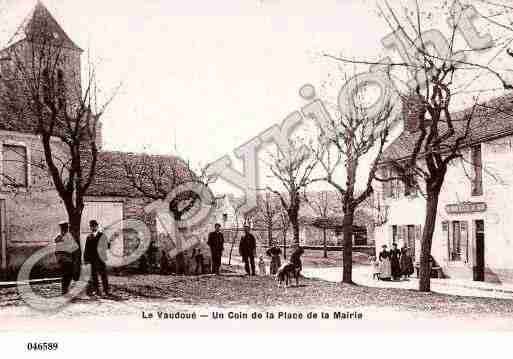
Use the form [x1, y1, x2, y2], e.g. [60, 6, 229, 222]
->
[54, 222, 74, 295]
[207, 223, 224, 274]
[84, 220, 110, 296]
[239, 225, 256, 276]
[390, 242, 402, 280]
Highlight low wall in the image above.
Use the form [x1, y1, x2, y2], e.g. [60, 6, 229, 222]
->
[300, 245, 376, 257]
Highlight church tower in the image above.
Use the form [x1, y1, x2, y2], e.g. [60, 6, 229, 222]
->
[1, 1, 83, 101]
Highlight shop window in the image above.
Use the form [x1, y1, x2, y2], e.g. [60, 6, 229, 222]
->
[448, 220, 469, 262]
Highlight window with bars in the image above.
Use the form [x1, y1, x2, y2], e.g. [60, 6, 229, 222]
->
[2, 144, 28, 188]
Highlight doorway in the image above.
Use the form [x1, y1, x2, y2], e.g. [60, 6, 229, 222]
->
[473, 220, 485, 281]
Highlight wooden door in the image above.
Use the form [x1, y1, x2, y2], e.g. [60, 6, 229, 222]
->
[474, 220, 485, 281]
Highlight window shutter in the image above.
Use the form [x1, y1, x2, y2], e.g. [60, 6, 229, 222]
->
[402, 226, 409, 248]
[388, 169, 394, 199]
[441, 220, 449, 262]
[381, 168, 388, 199]
[395, 225, 400, 245]
[414, 225, 422, 262]
[461, 221, 469, 264]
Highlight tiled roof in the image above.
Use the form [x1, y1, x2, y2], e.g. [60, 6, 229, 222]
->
[382, 92, 513, 162]
[86, 151, 194, 198]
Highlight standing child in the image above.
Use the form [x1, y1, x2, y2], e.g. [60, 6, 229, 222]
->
[258, 256, 266, 276]
[370, 255, 380, 280]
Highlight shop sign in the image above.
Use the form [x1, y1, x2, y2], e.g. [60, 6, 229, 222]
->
[445, 202, 487, 214]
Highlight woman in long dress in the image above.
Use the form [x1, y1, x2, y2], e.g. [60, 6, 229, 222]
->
[378, 245, 392, 281]
[400, 247, 414, 279]
[390, 243, 402, 280]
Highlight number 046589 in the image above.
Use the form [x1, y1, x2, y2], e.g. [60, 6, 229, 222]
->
[26, 342, 59, 351]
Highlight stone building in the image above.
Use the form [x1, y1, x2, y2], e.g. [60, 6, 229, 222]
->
[375, 93, 513, 283]
[0, 2, 206, 279]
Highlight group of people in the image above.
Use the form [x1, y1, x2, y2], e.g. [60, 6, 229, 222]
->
[54, 220, 110, 297]
[52, 220, 287, 297]
[207, 223, 284, 277]
[372, 243, 414, 281]
[236, 224, 287, 277]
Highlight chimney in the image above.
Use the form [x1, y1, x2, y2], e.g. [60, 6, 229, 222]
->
[402, 94, 427, 132]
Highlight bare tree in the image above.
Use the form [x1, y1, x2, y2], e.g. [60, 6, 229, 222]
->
[305, 191, 337, 258]
[122, 154, 216, 274]
[266, 138, 320, 246]
[122, 154, 200, 221]
[326, 0, 513, 290]
[277, 206, 291, 259]
[228, 199, 252, 265]
[362, 192, 390, 240]
[0, 13, 117, 275]
[312, 86, 394, 284]
[253, 191, 281, 247]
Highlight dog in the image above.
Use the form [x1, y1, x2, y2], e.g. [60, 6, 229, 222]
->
[275, 247, 304, 287]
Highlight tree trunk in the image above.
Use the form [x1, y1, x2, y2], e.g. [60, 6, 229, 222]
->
[283, 231, 287, 259]
[342, 209, 355, 284]
[268, 227, 273, 247]
[68, 210, 83, 281]
[419, 187, 441, 292]
[323, 228, 328, 259]
[228, 231, 236, 265]
[292, 221, 300, 246]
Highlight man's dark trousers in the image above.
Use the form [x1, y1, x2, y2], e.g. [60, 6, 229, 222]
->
[90, 260, 109, 295]
[211, 251, 222, 274]
[242, 255, 255, 276]
[60, 262, 73, 295]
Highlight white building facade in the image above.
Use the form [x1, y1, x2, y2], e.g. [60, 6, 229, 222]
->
[375, 96, 513, 283]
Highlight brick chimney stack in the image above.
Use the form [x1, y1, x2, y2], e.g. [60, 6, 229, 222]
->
[402, 94, 427, 132]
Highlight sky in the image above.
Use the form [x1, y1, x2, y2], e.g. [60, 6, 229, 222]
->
[1, 0, 512, 195]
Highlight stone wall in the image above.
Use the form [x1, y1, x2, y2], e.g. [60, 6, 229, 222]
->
[0, 130, 69, 279]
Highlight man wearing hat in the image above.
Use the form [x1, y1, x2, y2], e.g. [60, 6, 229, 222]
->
[207, 223, 225, 275]
[239, 225, 257, 276]
[54, 222, 74, 295]
[84, 220, 110, 296]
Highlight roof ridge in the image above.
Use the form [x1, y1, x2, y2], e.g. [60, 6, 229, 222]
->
[382, 91, 513, 162]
